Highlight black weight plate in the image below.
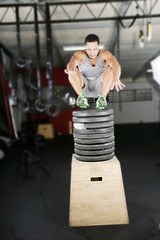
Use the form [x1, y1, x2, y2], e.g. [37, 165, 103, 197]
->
[73, 120, 114, 130]
[74, 152, 114, 162]
[73, 109, 113, 117]
[84, 121, 114, 129]
[73, 115, 113, 123]
[73, 131, 114, 139]
[74, 147, 115, 156]
[74, 136, 115, 144]
[73, 126, 114, 134]
[74, 141, 115, 150]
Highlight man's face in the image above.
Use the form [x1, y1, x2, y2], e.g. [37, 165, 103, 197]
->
[85, 41, 99, 59]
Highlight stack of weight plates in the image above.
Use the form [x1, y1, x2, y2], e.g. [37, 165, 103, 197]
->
[72, 109, 115, 162]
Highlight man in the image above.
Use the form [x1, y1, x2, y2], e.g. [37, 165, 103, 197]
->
[65, 34, 125, 109]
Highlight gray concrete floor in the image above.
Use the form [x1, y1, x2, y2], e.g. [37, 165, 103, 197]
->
[0, 123, 160, 240]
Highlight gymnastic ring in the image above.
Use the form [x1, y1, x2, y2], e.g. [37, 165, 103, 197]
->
[45, 103, 60, 117]
[35, 99, 47, 112]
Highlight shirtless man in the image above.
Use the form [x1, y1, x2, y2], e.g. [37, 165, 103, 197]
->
[65, 34, 125, 109]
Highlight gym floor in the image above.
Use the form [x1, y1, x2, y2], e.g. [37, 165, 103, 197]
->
[0, 123, 160, 240]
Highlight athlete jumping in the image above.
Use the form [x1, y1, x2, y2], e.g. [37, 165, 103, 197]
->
[65, 34, 125, 109]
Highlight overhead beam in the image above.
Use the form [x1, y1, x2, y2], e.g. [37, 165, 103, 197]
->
[1, 13, 160, 25]
[1, 18, 160, 31]
[0, 1, 145, 8]
[0, 0, 159, 25]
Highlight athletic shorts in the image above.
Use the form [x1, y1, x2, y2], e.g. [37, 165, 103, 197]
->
[82, 74, 103, 98]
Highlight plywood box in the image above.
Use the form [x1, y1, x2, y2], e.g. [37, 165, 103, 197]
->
[69, 155, 129, 227]
[37, 124, 54, 139]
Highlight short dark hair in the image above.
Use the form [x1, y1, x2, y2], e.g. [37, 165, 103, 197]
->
[85, 34, 100, 44]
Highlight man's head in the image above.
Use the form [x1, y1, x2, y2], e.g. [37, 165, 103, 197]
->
[85, 34, 100, 45]
[85, 34, 100, 59]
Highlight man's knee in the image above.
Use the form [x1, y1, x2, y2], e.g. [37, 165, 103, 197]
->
[101, 66, 113, 83]
[68, 69, 78, 81]
[68, 69, 84, 88]
[105, 66, 113, 76]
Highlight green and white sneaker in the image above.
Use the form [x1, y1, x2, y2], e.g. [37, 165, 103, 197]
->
[96, 95, 107, 110]
[76, 93, 89, 109]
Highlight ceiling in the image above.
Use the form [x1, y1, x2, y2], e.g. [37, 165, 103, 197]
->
[0, 0, 160, 81]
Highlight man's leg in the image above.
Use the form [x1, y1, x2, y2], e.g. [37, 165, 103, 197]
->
[68, 69, 89, 109]
[101, 65, 113, 97]
[96, 66, 113, 110]
[68, 68, 85, 95]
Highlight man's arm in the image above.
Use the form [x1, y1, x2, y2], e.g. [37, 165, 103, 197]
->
[65, 51, 85, 75]
[101, 50, 125, 92]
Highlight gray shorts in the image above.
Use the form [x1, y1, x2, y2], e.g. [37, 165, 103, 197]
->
[82, 74, 103, 98]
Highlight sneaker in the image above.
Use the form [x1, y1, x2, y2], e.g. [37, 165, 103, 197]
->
[76, 93, 90, 109]
[96, 95, 107, 110]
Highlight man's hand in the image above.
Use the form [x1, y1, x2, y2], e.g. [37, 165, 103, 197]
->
[64, 51, 85, 75]
[64, 67, 77, 75]
[111, 79, 125, 92]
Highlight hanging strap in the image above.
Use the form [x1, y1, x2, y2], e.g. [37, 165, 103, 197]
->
[45, 3, 60, 117]
[119, 14, 138, 29]
[34, 4, 46, 112]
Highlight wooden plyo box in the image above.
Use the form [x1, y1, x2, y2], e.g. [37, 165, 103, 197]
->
[37, 124, 54, 139]
[69, 155, 129, 227]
